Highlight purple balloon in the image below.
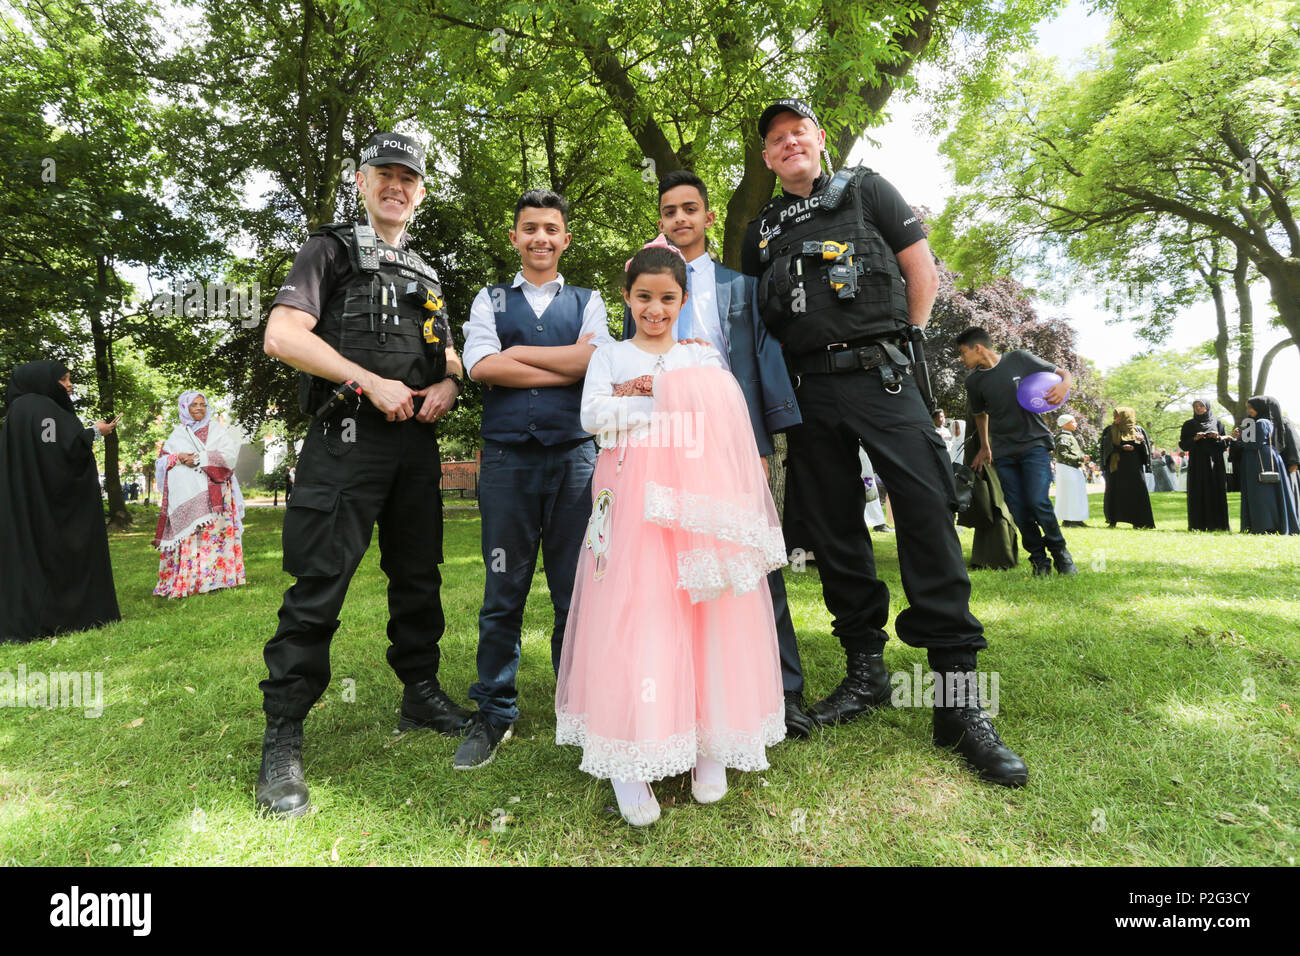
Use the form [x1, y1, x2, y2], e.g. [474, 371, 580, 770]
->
[1017, 371, 1066, 413]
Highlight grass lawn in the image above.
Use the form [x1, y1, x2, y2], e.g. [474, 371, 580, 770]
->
[2, 492, 1297, 866]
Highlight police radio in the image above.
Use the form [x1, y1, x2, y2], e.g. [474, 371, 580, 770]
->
[819, 168, 856, 211]
[351, 225, 382, 273]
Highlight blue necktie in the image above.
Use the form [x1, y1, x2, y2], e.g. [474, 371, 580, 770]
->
[675, 264, 695, 340]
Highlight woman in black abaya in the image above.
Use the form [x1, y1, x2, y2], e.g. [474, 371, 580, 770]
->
[1179, 399, 1229, 531]
[0, 361, 121, 642]
[1100, 406, 1155, 529]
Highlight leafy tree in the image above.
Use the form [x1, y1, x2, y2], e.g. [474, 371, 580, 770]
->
[0, 0, 223, 528]
[933, 0, 1300, 378]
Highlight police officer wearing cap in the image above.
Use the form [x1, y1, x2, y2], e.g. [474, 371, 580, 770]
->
[742, 99, 1027, 787]
[255, 131, 472, 816]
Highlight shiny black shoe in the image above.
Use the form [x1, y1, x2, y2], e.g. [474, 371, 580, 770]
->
[933, 706, 1028, 788]
[452, 712, 513, 770]
[808, 649, 893, 727]
[255, 715, 311, 817]
[398, 678, 473, 736]
[1052, 549, 1079, 575]
[784, 691, 813, 739]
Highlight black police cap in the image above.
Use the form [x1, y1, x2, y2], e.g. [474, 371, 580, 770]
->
[758, 98, 820, 140]
[359, 131, 425, 177]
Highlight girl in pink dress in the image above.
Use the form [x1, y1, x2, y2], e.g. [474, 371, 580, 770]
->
[555, 245, 787, 827]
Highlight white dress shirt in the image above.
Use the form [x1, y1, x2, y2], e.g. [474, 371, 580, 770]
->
[672, 253, 729, 371]
[462, 271, 612, 375]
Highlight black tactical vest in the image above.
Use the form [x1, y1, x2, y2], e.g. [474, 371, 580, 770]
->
[298, 223, 451, 413]
[753, 167, 912, 355]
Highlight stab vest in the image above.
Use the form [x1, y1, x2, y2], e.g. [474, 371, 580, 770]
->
[479, 283, 592, 446]
[297, 223, 451, 413]
[754, 167, 912, 355]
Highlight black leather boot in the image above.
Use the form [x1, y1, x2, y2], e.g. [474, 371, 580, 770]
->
[255, 715, 310, 817]
[784, 690, 813, 739]
[398, 677, 472, 736]
[932, 671, 1028, 788]
[808, 649, 892, 727]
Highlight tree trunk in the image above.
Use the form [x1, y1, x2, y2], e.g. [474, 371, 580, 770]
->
[1255, 337, 1295, 396]
[721, 134, 774, 270]
[1205, 265, 1236, 415]
[90, 259, 131, 530]
[1258, 254, 1300, 367]
[1232, 247, 1254, 422]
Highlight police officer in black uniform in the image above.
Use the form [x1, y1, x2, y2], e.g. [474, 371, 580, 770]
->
[742, 100, 1027, 787]
[255, 132, 472, 816]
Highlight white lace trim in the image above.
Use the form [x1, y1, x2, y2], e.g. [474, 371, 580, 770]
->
[644, 482, 785, 555]
[556, 710, 786, 781]
[675, 547, 774, 602]
[644, 482, 787, 602]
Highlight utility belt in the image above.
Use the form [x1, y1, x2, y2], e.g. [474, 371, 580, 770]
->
[309, 378, 433, 457]
[786, 337, 912, 390]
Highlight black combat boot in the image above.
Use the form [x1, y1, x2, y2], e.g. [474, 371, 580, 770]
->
[807, 648, 892, 727]
[931, 669, 1028, 788]
[398, 677, 473, 736]
[255, 715, 310, 817]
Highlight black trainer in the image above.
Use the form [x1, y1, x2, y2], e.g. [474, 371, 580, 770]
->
[452, 712, 513, 770]
[784, 690, 812, 739]
[398, 677, 472, 736]
[808, 649, 893, 727]
[255, 715, 311, 817]
[933, 699, 1028, 788]
[1030, 558, 1052, 577]
[1052, 548, 1079, 575]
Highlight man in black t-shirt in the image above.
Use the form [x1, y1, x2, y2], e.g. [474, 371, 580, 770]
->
[742, 98, 1027, 788]
[958, 327, 1077, 577]
[254, 131, 471, 818]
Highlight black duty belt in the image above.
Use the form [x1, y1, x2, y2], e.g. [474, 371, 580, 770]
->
[786, 339, 911, 376]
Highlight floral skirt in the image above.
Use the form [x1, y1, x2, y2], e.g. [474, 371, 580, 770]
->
[154, 486, 245, 599]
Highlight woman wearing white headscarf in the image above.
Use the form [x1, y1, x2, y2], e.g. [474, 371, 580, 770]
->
[152, 390, 246, 597]
[1052, 414, 1089, 526]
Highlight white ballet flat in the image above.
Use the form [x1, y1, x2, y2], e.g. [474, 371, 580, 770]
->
[615, 782, 661, 827]
[691, 768, 728, 805]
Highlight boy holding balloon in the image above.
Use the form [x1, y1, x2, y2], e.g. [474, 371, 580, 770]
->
[956, 327, 1079, 577]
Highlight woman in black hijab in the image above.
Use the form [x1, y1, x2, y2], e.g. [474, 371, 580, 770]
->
[0, 360, 121, 642]
[1245, 395, 1300, 508]
[1179, 399, 1229, 531]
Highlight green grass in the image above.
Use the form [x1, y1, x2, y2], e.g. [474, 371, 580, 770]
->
[2, 493, 1298, 866]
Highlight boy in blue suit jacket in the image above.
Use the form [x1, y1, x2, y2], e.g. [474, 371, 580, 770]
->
[621, 170, 809, 737]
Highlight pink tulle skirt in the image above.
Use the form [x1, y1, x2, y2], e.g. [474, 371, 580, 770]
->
[555, 366, 787, 782]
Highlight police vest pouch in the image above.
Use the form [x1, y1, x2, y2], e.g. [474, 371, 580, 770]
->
[754, 166, 911, 354]
[309, 222, 450, 393]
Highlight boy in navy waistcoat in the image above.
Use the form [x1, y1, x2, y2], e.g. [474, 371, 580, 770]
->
[457, 190, 613, 768]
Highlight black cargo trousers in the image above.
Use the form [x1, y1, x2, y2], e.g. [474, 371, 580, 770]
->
[784, 357, 986, 657]
[260, 403, 446, 719]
